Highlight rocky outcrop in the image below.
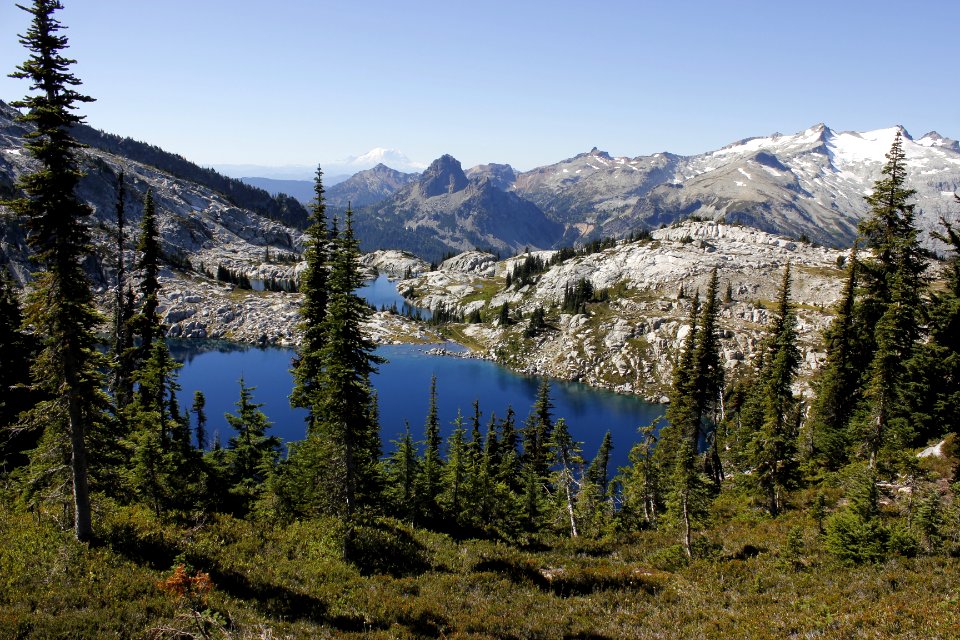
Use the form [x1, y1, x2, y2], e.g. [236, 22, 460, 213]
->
[396, 221, 853, 399]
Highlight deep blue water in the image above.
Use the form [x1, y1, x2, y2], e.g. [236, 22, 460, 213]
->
[357, 274, 432, 320]
[172, 341, 664, 472]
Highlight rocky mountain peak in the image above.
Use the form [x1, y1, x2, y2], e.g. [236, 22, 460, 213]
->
[418, 154, 469, 197]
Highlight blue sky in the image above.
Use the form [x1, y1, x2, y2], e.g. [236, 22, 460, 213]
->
[1, 0, 957, 171]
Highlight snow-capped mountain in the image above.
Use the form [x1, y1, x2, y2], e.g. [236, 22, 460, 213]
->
[338, 148, 427, 174]
[511, 125, 960, 247]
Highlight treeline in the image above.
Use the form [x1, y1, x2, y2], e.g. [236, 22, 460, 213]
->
[71, 128, 310, 230]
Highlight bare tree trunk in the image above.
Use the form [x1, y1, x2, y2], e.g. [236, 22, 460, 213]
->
[68, 388, 92, 542]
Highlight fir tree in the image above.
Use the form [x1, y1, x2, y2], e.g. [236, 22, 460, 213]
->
[748, 265, 801, 515]
[852, 132, 928, 468]
[132, 189, 162, 369]
[110, 170, 134, 410]
[191, 390, 207, 450]
[224, 378, 281, 515]
[441, 411, 468, 527]
[309, 208, 384, 517]
[550, 417, 582, 537]
[126, 341, 203, 516]
[290, 166, 330, 414]
[0, 269, 37, 468]
[9, 0, 107, 541]
[807, 253, 861, 469]
[383, 422, 418, 523]
[620, 422, 660, 528]
[419, 374, 444, 521]
[665, 437, 711, 558]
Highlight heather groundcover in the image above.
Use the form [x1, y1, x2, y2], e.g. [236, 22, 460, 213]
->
[3, 490, 958, 640]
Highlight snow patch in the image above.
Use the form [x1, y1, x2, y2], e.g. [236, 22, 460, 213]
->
[738, 168, 753, 180]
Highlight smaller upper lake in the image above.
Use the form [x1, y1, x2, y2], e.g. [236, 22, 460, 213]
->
[357, 274, 432, 320]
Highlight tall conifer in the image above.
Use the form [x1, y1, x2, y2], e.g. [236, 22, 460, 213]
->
[9, 0, 106, 541]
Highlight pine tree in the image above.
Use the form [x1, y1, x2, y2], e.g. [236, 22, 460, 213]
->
[521, 380, 555, 526]
[290, 166, 330, 414]
[9, 0, 107, 541]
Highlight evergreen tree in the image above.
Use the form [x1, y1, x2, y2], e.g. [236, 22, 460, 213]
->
[309, 208, 384, 517]
[275, 208, 383, 522]
[807, 253, 861, 469]
[223, 378, 281, 515]
[383, 422, 418, 522]
[131, 189, 162, 369]
[110, 170, 135, 410]
[498, 301, 510, 327]
[290, 166, 330, 414]
[693, 269, 724, 465]
[9, 0, 107, 541]
[0, 269, 37, 469]
[620, 422, 660, 528]
[658, 292, 700, 471]
[903, 213, 960, 444]
[665, 437, 711, 558]
[748, 265, 801, 516]
[852, 132, 928, 468]
[127, 341, 203, 516]
[550, 417, 582, 537]
[825, 465, 888, 564]
[441, 411, 468, 527]
[419, 374, 444, 520]
[191, 390, 207, 450]
[521, 380, 555, 526]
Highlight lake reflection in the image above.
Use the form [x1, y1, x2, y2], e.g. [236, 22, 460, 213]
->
[173, 341, 664, 471]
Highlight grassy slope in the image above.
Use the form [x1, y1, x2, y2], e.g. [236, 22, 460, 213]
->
[3, 486, 958, 640]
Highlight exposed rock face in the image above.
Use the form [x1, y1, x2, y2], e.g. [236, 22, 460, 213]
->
[0, 99, 304, 295]
[397, 221, 854, 399]
[360, 250, 430, 278]
[418, 155, 470, 197]
[511, 125, 960, 249]
[327, 163, 418, 209]
[352, 154, 564, 262]
[466, 163, 517, 191]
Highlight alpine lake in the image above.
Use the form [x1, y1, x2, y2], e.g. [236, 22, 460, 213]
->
[172, 275, 665, 471]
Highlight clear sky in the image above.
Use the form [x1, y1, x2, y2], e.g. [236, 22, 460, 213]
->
[1, 0, 957, 171]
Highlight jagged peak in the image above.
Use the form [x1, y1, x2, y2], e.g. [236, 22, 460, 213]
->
[418, 154, 469, 197]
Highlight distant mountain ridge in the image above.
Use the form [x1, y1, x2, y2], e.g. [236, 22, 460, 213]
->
[353, 154, 564, 260]
[507, 125, 960, 247]
[327, 163, 418, 209]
